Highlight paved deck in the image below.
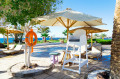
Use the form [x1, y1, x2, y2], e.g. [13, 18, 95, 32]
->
[0, 43, 111, 79]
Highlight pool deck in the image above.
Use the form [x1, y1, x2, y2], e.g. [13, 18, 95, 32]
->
[0, 43, 111, 79]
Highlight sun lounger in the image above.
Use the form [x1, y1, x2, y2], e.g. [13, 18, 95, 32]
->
[2, 45, 23, 55]
[73, 44, 102, 60]
[0, 44, 15, 51]
[87, 44, 102, 60]
[6, 44, 15, 50]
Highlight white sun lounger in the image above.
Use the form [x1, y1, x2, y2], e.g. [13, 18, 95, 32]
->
[6, 44, 15, 50]
[0, 44, 15, 51]
[87, 46, 102, 60]
[3, 45, 23, 54]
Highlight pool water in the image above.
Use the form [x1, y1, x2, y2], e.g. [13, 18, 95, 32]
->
[31, 46, 78, 58]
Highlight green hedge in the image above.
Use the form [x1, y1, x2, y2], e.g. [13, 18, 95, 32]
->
[37, 39, 111, 44]
[87, 39, 111, 44]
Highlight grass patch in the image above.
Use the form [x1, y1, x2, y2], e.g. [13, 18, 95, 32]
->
[37, 39, 67, 43]
[48, 40, 60, 43]
[37, 40, 60, 43]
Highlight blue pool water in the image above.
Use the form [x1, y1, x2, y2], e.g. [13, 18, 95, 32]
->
[0, 37, 112, 43]
[31, 46, 78, 58]
[0, 38, 61, 43]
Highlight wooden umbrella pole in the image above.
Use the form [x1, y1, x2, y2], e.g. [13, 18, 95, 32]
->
[86, 30, 88, 39]
[67, 18, 70, 40]
[67, 28, 69, 40]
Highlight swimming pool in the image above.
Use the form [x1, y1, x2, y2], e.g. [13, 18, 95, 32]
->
[31, 46, 78, 58]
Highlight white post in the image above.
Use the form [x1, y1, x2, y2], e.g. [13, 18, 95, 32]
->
[27, 46, 31, 67]
[24, 43, 28, 66]
[24, 30, 28, 66]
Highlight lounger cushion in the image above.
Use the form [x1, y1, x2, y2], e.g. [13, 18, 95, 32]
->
[14, 45, 22, 50]
[87, 51, 101, 57]
[69, 35, 80, 42]
[49, 52, 60, 56]
[2, 45, 23, 54]
[3, 50, 18, 54]
[87, 46, 101, 58]
[69, 39, 80, 42]
[9, 45, 15, 50]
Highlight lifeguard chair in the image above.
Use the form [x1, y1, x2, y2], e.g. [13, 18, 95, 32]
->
[62, 29, 88, 74]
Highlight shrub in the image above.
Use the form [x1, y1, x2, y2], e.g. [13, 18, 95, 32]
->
[87, 39, 111, 45]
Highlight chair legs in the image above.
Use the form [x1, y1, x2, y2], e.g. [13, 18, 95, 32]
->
[87, 62, 89, 68]
[79, 66, 81, 74]
[62, 51, 67, 70]
[50, 55, 59, 64]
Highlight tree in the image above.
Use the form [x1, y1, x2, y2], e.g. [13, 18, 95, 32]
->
[110, 0, 120, 78]
[0, 28, 6, 34]
[17, 25, 24, 43]
[0, 0, 62, 68]
[0, 28, 7, 43]
[37, 26, 50, 42]
[62, 29, 73, 36]
[100, 33, 107, 39]
[94, 34, 99, 38]
[0, 0, 62, 43]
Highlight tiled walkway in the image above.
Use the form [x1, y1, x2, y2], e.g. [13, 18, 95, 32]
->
[0, 43, 111, 79]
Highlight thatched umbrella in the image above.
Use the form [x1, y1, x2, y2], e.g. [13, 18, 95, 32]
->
[4, 27, 23, 50]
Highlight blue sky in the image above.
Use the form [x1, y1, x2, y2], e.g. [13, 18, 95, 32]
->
[0, 0, 116, 38]
[47, 0, 115, 38]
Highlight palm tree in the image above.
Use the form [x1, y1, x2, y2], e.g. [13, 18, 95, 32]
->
[110, 0, 120, 78]
[100, 33, 107, 39]
[62, 29, 73, 36]
[0, 28, 6, 34]
[37, 26, 50, 42]
[94, 34, 99, 39]
[62, 29, 67, 36]
[0, 20, 7, 43]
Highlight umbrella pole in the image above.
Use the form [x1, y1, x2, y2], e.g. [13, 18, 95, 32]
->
[91, 33, 93, 49]
[7, 31, 9, 50]
[67, 27, 72, 66]
[67, 28, 69, 40]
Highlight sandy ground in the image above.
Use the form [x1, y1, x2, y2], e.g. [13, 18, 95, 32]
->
[0, 43, 111, 79]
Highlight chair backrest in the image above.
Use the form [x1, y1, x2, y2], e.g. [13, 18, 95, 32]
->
[68, 29, 87, 53]
[9, 44, 15, 50]
[14, 45, 22, 50]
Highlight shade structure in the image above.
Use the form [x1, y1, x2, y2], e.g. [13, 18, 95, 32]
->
[0, 27, 23, 50]
[69, 26, 108, 34]
[6, 28, 24, 34]
[33, 8, 106, 39]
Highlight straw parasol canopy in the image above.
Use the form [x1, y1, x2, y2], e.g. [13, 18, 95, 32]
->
[69, 26, 108, 34]
[6, 28, 23, 34]
[0, 27, 23, 50]
[33, 8, 106, 40]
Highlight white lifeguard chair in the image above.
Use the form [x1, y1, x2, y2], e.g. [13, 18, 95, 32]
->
[62, 29, 88, 74]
